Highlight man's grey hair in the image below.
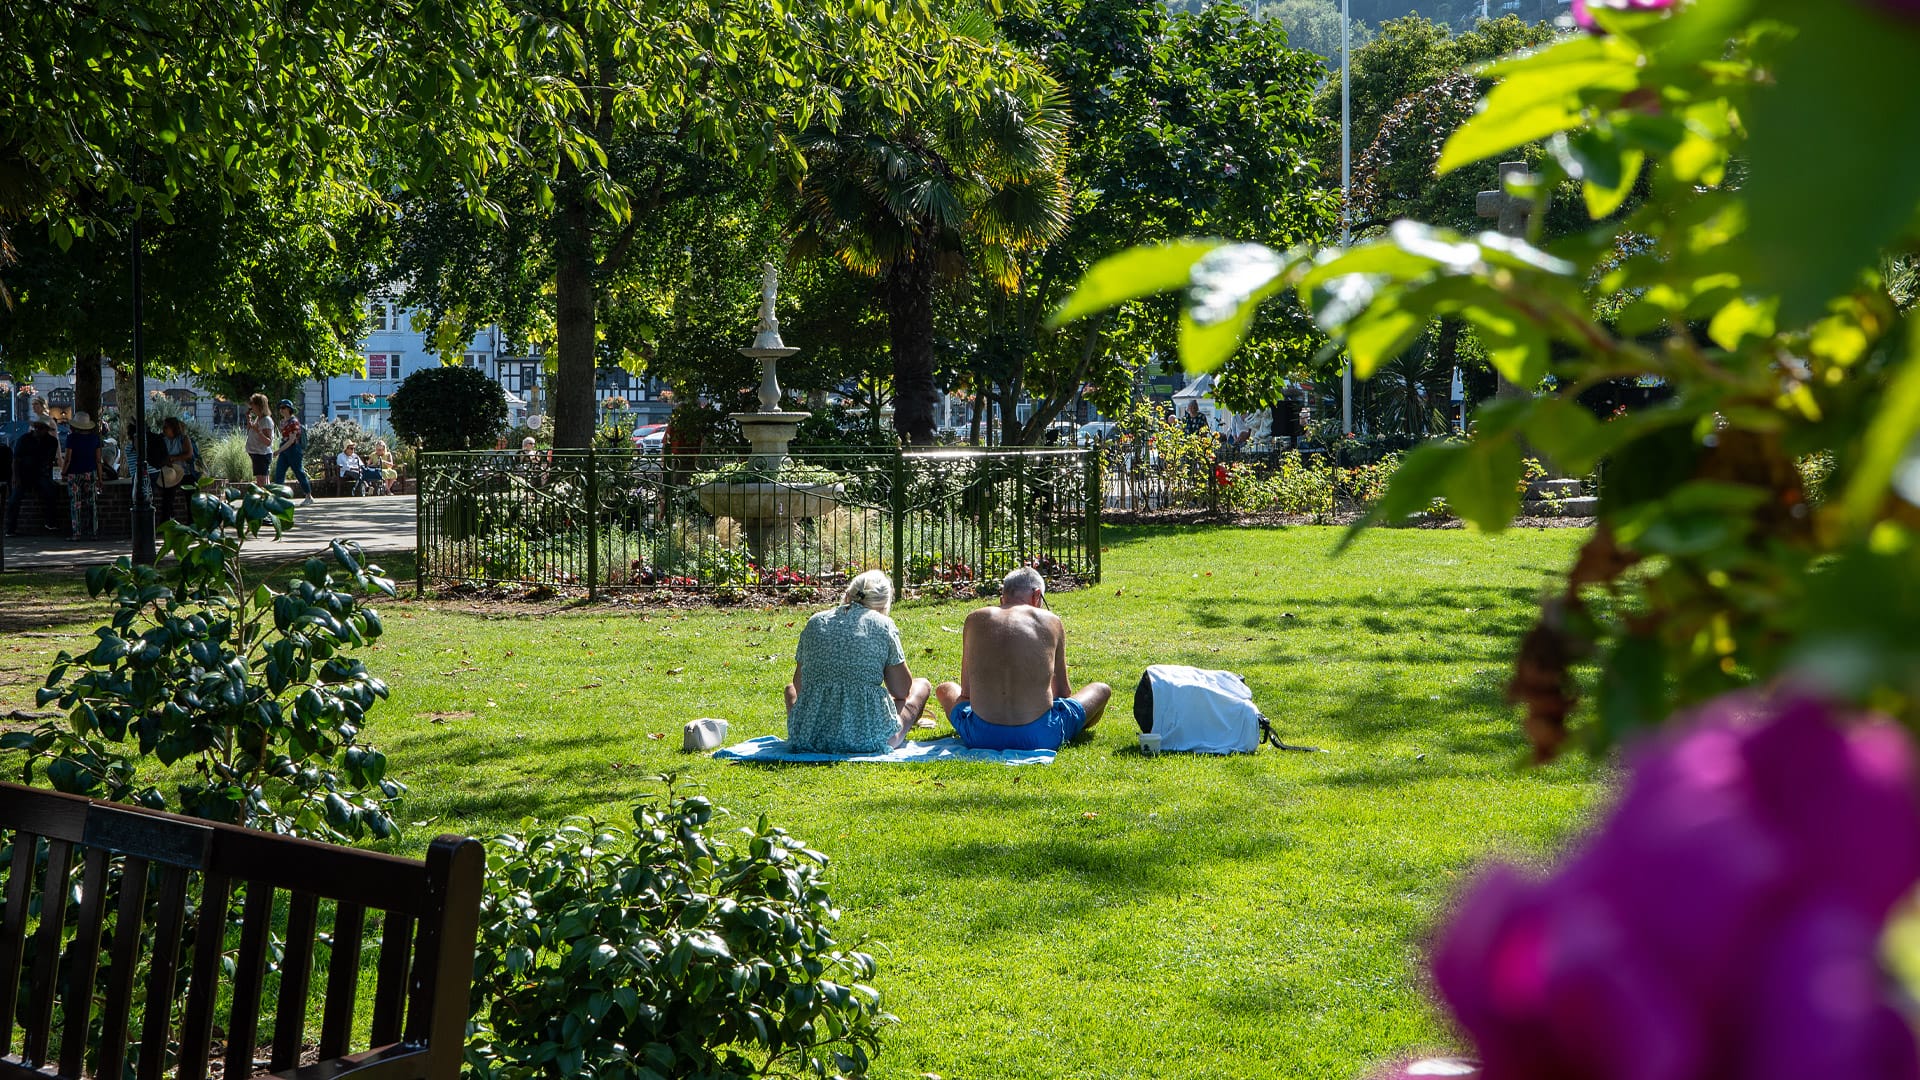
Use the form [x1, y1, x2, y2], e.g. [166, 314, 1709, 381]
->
[1002, 566, 1045, 601]
[841, 569, 894, 613]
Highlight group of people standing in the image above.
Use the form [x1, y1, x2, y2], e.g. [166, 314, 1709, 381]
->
[3, 393, 343, 539]
[3, 398, 104, 537]
[784, 567, 1112, 754]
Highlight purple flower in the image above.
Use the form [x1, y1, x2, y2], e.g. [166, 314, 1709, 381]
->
[1571, 0, 1678, 31]
[1428, 692, 1920, 1080]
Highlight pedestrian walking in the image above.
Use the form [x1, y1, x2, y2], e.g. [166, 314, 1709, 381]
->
[270, 399, 315, 505]
[245, 393, 275, 485]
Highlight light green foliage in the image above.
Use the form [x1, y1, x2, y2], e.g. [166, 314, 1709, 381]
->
[0, 525, 1601, 1080]
[1054, 2, 1920, 746]
[467, 784, 888, 1080]
[8, 486, 400, 840]
[203, 430, 255, 482]
[302, 420, 377, 479]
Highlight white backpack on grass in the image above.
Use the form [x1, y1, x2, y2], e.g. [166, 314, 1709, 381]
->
[1133, 665, 1313, 754]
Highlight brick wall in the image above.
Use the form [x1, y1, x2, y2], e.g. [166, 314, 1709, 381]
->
[3, 479, 191, 537]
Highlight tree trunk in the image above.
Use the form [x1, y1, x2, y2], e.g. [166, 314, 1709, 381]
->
[552, 195, 598, 449]
[74, 351, 102, 425]
[111, 360, 139, 444]
[883, 254, 937, 446]
[967, 395, 982, 445]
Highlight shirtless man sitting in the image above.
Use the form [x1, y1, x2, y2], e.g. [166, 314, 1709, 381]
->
[935, 567, 1111, 751]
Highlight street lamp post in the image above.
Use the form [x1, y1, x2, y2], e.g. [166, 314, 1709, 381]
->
[1341, 0, 1354, 437]
[130, 215, 154, 566]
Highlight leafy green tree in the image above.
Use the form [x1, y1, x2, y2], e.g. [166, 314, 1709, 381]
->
[1257, 0, 1374, 65]
[787, 61, 1072, 445]
[1313, 14, 1558, 181]
[390, 366, 509, 451]
[955, 0, 1333, 444]
[1, 1, 556, 241]
[384, 2, 1058, 450]
[1056, 0, 1920, 747]
[0, 194, 368, 421]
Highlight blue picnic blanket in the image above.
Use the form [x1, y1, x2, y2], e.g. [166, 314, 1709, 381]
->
[713, 735, 1055, 766]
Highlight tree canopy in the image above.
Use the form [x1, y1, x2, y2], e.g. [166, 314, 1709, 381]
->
[954, 0, 1334, 439]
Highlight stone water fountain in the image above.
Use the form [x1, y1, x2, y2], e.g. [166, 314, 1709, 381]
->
[693, 262, 844, 559]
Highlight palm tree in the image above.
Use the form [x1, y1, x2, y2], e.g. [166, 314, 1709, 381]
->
[790, 76, 1071, 445]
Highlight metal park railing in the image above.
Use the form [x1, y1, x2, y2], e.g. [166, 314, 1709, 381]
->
[415, 447, 1101, 599]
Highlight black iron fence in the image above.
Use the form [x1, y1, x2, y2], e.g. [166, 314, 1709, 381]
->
[1096, 441, 1407, 516]
[416, 448, 1101, 598]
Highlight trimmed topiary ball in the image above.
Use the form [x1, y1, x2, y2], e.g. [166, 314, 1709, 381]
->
[390, 365, 508, 450]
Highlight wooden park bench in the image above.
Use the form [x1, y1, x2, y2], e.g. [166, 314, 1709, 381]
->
[0, 781, 483, 1080]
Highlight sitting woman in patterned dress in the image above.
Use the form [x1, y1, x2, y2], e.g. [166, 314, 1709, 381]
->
[785, 570, 934, 753]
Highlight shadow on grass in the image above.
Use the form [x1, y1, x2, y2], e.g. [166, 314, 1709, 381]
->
[847, 785, 1303, 932]
[387, 727, 675, 822]
[0, 573, 104, 634]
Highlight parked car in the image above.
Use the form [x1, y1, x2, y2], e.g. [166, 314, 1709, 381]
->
[1076, 421, 1119, 445]
[631, 423, 667, 452]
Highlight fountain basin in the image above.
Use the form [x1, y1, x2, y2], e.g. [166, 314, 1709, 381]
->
[694, 481, 845, 522]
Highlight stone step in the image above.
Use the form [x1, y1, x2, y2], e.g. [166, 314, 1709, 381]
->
[1527, 478, 1587, 499]
[1523, 495, 1600, 518]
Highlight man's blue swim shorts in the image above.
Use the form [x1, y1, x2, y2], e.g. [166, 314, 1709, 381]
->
[949, 697, 1088, 751]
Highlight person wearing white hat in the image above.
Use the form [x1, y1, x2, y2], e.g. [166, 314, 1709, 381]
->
[61, 411, 102, 538]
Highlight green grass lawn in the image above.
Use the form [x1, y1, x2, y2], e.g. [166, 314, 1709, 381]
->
[0, 525, 1604, 1080]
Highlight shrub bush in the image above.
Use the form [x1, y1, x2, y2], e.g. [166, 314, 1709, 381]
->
[391, 365, 509, 450]
[466, 782, 890, 1080]
[10, 484, 401, 839]
[303, 419, 376, 479]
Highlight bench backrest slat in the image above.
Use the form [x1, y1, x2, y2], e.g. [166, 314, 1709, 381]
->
[369, 911, 417, 1048]
[318, 902, 367, 1060]
[175, 871, 232, 1080]
[0, 837, 35, 1056]
[57, 845, 112, 1076]
[97, 855, 152, 1080]
[23, 837, 73, 1067]
[135, 864, 192, 1080]
[0, 782, 481, 1080]
[271, 890, 322, 1072]
[223, 882, 277, 1080]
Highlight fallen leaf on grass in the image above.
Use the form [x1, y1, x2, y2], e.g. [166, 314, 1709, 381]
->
[646, 732, 667, 740]
[665, 667, 685, 675]
[559, 681, 605, 693]
[420, 711, 475, 724]
[485, 700, 498, 708]
[940, 626, 960, 633]
[1081, 812, 1098, 820]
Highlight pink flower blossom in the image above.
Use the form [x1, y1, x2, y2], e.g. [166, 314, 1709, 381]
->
[1428, 692, 1920, 1080]
[1571, 0, 1678, 31]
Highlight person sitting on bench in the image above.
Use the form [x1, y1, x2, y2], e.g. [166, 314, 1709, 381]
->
[936, 567, 1110, 751]
[336, 441, 370, 495]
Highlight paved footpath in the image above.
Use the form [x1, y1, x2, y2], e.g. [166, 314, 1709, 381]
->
[1, 495, 417, 573]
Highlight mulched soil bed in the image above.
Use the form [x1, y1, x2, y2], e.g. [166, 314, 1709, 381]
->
[1104, 508, 1595, 529]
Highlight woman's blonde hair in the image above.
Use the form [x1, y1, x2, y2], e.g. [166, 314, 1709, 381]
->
[840, 569, 893, 613]
[248, 393, 269, 413]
